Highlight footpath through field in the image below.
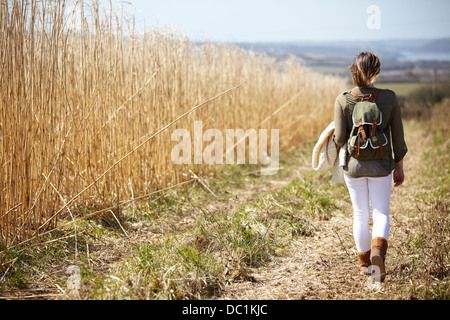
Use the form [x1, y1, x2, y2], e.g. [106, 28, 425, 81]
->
[219, 120, 441, 300]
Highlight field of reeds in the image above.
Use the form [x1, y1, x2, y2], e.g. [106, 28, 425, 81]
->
[1, 1, 448, 302]
[0, 0, 345, 248]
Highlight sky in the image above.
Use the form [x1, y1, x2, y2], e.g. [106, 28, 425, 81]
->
[120, 0, 450, 43]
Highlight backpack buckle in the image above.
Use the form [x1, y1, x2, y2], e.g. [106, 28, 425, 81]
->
[358, 119, 367, 139]
[371, 117, 377, 137]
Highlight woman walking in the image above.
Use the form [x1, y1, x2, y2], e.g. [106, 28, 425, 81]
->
[333, 52, 408, 282]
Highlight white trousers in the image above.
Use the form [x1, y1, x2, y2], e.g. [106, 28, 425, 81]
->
[344, 174, 392, 253]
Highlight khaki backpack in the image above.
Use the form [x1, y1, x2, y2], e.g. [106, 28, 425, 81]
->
[347, 89, 390, 160]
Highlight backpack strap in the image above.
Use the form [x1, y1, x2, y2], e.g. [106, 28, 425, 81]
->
[350, 90, 360, 102]
[350, 89, 381, 102]
[378, 141, 385, 157]
[358, 119, 367, 139]
[354, 119, 366, 159]
[355, 135, 360, 159]
[371, 117, 377, 137]
[368, 89, 381, 102]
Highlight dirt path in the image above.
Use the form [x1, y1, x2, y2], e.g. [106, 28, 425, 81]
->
[1, 122, 437, 301]
[219, 122, 427, 300]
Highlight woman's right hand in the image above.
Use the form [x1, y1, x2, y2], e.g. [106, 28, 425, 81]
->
[393, 160, 404, 187]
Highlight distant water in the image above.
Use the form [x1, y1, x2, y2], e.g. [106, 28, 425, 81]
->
[400, 51, 450, 62]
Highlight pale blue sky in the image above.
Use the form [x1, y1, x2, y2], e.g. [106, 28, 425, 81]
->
[121, 0, 450, 42]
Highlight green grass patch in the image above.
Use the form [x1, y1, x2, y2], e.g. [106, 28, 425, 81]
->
[377, 82, 428, 98]
[0, 143, 348, 300]
[390, 100, 449, 300]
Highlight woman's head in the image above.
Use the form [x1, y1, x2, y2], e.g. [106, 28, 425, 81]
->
[348, 52, 380, 88]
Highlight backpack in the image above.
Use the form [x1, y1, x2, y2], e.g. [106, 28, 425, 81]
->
[347, 89, 390, 160]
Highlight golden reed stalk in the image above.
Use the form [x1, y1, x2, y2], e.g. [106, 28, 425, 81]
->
[0, 0, 346, 246]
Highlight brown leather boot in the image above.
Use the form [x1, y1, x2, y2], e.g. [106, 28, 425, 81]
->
[358, 251, 371, 275]
[370, 237, 388, 282]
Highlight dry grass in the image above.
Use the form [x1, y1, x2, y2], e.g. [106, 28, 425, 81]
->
[0, 0, 345, 247]
[221, 105, 449, 300]
[0, 0, 447, 302]
[0, 112, 447, 300]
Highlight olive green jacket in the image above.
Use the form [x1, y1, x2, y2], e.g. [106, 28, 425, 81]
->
[333, 87, 408, 178]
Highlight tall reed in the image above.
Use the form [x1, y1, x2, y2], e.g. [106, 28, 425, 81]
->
[0, 0, 346, 246]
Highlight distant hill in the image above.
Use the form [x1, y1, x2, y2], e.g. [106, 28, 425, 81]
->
[234, 38, 450, 82]
[235, 38, 450, 63]
[413, 38, 450, 53]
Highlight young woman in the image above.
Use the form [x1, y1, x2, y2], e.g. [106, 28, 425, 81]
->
[333, 52, 408, 282]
